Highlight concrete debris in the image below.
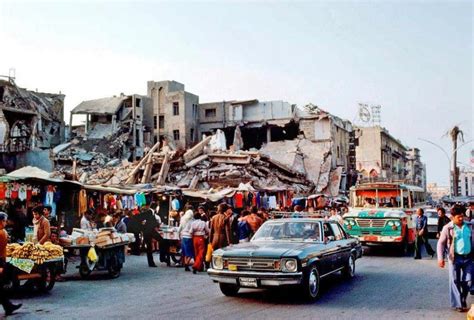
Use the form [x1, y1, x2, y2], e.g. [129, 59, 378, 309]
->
[54, 131, 345, 196]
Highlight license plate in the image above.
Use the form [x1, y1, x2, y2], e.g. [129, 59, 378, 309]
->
[364, 236, 378, 242]
[228, 264, 238, 271]
[239, 277, 258, 287]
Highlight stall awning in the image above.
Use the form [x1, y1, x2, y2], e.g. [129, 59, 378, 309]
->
[4, 166, 63, 183]
[182, 188, 236, 202]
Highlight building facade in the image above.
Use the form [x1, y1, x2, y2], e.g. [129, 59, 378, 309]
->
[355, 126, 408, 183]
[406, 147, 426, 190]
[427, 182, 450, 201]
[455, 166, 474, 196]
[147, 80, 199, 149]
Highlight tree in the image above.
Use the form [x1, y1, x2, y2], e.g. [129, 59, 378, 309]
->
[446, 126, 464, 196]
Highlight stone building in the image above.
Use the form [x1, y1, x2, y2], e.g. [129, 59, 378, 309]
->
[0, 77, 65, 171]
[355, 126, 408, 183]
[147, 80, 199, 149]
[427, 182, 450, 201]
[454, 166, 474, 196]
[406, 147, 426, 190]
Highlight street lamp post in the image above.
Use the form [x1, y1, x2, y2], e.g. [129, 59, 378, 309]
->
[418, 138, 473, 196]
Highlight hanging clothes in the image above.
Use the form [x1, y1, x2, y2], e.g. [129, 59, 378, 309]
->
[79, 189, 87, 215]
[171, 198, 180, 211]
[26, 185, 32, 201]
[262, 193, 269, 209]
[0, 183, 5, 200]
[268, 196, 277, 209]
[18, 184, 27, 201]
[234, 192, 244, 208]
[10, 183, 19, 199]
[247, 192, 254, 207]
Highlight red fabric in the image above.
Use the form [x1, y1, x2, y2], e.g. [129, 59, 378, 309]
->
[0, 184, 5, 200]
[192, 236, 206, 271]
[234, 192, 244, 208]
[26, 189, 32, 201]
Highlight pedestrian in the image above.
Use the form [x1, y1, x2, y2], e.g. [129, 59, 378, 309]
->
[140, 204, 162, 267]
[209, 204, 229, 250]
[179, 208, 194, 271]
[292, 205, 304, 218]
[328, 207, 344, 225]
[190, 211, 209, 273]
[198, 206, 209, 222]
[242, 206, 263, 236]
[414, 208, 435, 259]
[32, 206, 51, 245]
[238, 210, 251, 242]
[224, 205, 239, 245]
[0, 212, 22, 316]
[43, 205, 58, 227]
[465, 202, 474, 221]
[127, 210, 142, 256]
[437, 205, 474, 312]
[437, 207, 451, 239]
[113, 212, 127, 233]
[80, 209, 95, 231]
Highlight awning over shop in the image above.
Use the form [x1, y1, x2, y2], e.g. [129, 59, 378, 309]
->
[5, 166, 63, 183]
[182, 188, 236, 202]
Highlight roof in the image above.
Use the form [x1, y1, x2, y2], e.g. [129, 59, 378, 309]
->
[71, 96, 126, 115]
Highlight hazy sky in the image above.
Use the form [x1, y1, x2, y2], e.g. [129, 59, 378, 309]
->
[0, 0, 472, 185]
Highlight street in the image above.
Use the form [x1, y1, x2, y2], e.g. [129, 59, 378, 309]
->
[5, 240, 469, 320]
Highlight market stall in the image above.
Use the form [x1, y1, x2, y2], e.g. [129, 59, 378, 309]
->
[4, 241, 64, 293]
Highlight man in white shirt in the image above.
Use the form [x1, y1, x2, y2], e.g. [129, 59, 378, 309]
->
[80, 210, 94, 231]
[328, 208, 344, 225]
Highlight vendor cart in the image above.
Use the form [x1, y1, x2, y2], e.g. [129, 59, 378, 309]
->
[67, 243, 126, 279]
[158, 225, 181, 264]
[3, 257, 64, 293]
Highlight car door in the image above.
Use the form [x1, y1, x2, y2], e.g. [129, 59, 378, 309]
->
[320, 222, 340, 274]
[329, 222, 351, 269]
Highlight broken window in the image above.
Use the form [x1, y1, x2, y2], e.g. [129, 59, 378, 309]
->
[190, 128, 194, 142]
[205, 108, 216, 118]
[159, 116, 164, 129]
[154, 116, 158, 129]
[173, 102, 179, 116]
[173, 129, 180, 141]
[135, 98, 141, 107]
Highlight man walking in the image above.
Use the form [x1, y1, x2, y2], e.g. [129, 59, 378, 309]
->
[0, 212, 22, 316]
[140, 204, 163, 267]
[437, 207, 451, 239]
[437, 206, 474, 312]
[414, 208, 435, 259]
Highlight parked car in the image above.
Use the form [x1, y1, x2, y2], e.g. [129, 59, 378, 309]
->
[425, 209, 439, 236]
[207, 218, 363, 301]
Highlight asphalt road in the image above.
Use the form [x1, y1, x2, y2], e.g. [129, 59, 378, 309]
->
[4, 240, 470, 320]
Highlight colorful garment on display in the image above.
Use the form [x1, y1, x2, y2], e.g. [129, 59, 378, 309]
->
[171, 198, 180, 211]
[18, 184, 27, 201]
[234, 192, 244, 208]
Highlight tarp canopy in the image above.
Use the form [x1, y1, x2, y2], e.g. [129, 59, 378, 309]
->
[5, 166, 63, 183]
[182, 188, 236, 202]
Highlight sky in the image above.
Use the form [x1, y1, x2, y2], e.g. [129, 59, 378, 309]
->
[0, 0, 472, 186]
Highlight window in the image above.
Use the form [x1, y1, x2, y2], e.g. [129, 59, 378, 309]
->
[205, 108, 216, 118]
[190, 128, 194, 141]
[153, 116, 158, 129]
[337, 146, 340, 158]
[173, 102, 179, 116]
[329, 223, 345, 240]
[159, 116, 164, 129]
[135, 98, 141, 107]
[173, 130, 180, 141]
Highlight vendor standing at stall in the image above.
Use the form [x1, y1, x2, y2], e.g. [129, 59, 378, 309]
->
[32, 206, 51, 245]
[0, 212, 22, 316]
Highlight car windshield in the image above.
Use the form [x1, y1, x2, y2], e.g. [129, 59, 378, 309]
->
[426, 211, 438, 218]
[252, 221, 321, 242]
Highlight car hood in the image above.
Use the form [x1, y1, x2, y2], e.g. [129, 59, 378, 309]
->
[216, 241, 322, 258]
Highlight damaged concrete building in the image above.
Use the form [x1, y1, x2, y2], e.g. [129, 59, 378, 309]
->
[54, 93, 152, 180]
[0, 77, 65, 171]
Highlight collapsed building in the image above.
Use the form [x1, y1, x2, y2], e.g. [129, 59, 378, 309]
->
[54, 93, 153, 179]
[0, 77, 65, 171]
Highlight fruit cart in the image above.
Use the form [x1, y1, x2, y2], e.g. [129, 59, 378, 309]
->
[3, 257, 64, 293]
[66, 243, 126, 279]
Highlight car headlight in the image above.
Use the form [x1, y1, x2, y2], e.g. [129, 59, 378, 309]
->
[212, 256, 223, 270]
[282, 259, 297, 272]
[387, 221, 394, 226]
[350, 220, 356, 226]
[394, 221, 401, 227]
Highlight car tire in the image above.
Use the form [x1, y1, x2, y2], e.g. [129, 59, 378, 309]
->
[301, 265, 320, 301]
[341, 254, 356, 279]
[219, 283, 240, 296]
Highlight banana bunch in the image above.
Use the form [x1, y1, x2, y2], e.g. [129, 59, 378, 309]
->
[7, 241, 64, 264]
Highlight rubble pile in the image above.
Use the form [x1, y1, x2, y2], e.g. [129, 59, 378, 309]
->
[54, 129, 343, 195]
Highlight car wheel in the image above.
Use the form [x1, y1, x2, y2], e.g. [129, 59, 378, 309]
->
[219, 283, 240, 296]
[341, 254, 356, 279]
[302, 265, 320, 301]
